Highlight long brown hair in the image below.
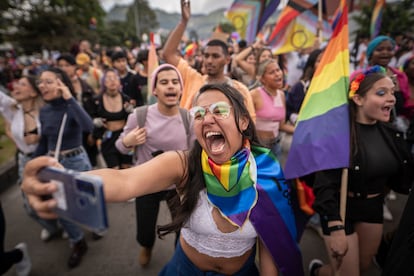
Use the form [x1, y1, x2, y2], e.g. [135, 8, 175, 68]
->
[157, 83, 261, 238]
[349, 71, 387, 161]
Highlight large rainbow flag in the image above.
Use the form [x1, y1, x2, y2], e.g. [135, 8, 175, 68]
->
[370, 0, 385, 39]
[284, 0, 350, 179]
[266, 0, 331, 54]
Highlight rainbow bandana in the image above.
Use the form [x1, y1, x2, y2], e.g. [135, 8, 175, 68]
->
[201, 141, 257, 227]
[201, 141, 305, 276]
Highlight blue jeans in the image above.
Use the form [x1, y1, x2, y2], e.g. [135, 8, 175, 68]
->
[159, 242, 259, 276]
[18, 152, 61, 235]
[57, 148, 92, 244]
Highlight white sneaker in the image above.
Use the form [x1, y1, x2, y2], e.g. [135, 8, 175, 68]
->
[40, 228, 52, 241]
[383, 204, 393, 221]
[15, 243, 31, 276]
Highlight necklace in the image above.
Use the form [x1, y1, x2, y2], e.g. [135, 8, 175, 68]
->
[262, 86, 278, 97]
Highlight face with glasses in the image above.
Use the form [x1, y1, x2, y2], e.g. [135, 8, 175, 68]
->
[37, 71, 61, 101]
[192, 89, 248, 164]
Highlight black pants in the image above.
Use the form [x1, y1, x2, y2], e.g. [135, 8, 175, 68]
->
[0, 202, 23, 274]
[135, 190, 176, 248]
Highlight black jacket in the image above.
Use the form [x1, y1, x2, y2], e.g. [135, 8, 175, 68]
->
[312, 122, 414, 222]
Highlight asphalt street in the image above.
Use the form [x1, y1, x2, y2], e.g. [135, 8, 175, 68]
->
[2, 180, 405, 276]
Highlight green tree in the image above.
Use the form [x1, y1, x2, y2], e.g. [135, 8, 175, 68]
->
[1, 0, 105, 53]
[352, 0, 414, 38]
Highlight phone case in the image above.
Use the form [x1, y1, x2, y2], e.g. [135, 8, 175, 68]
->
[38, 167, 108, 233]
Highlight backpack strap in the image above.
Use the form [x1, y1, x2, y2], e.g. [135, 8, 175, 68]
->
[135, 105, 149, 128]
[132, 105, 149, 163]
[178, 107, 192, 147]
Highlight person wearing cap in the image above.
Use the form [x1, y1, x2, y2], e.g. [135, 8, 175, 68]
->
[115, 64, 194, 267]
[162, 0, 255, 121]
[76, 53, 103, 95]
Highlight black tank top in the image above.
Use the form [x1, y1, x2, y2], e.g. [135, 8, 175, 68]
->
[95, 93, 130, 122]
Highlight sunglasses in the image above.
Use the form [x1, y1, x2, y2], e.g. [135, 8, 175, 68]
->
[190, 101, 232, 121]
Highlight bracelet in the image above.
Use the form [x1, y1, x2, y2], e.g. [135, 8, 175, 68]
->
[327, 225, 345, 233]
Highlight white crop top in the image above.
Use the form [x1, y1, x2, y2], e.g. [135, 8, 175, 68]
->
[181, 190, 257, 258]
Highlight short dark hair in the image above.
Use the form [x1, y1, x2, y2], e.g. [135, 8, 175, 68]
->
[206, 39, 229, 56]
[136, 49, 149, 64]
[111, 51, 127, 62]
[238, 39, 247, 49]
[57, 53, 76, 66]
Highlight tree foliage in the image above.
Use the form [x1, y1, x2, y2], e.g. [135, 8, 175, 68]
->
[1, 0, 106, 54]
[351, 0, 414, 38]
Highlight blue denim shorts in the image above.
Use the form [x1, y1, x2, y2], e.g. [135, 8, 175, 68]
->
[159, 241, 259, 276]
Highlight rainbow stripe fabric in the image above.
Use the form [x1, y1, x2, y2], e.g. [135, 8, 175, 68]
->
[225, 1, 261, 43]
[258, 0, 281, 31]
[284, 0, 350, 180]
[370, 0, 385, 39]
[202, 144, 304, 275]
[266, 0, 331, 54]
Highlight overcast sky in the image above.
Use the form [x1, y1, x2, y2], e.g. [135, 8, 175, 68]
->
[99, 0, 234, 14]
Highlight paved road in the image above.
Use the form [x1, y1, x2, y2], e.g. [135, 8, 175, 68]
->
[2, 182, 405, 276]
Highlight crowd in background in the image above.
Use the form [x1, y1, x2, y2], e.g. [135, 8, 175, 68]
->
[1, 18, 414, 275]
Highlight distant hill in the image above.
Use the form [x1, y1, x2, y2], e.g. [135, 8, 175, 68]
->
[105, 5, 228, 40]
[154, 8, 227, 40]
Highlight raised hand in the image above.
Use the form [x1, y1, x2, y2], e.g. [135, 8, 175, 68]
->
[56, 78, 72, 100]
[123, 127, 147, 148]
[181, 0, 191, 22]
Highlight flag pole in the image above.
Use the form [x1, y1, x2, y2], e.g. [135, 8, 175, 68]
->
[339, 168, 348, 223]
[335, 168, 348, 276]
[318, 0, 323, 44]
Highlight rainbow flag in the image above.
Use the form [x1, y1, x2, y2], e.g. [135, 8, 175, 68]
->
[258, 0, 280, 31]
[266, 0, 331, 54]
[226, 1, 261, 43]
[370, 0, 385, 39]
[203, 144, 304, 275]
[284, 0, 350, 179]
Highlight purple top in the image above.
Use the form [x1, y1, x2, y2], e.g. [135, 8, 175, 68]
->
[115, 104, 194, 164]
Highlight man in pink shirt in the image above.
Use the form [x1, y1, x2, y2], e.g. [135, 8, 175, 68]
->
[115, 64, 194, 267]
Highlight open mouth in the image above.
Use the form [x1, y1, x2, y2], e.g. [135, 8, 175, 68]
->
[205, 131, 225, 153]
[382, 105, 393, 113]
[165, 92, 177, 98]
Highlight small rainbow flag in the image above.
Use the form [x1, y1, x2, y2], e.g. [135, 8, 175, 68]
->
[284, 0, 350, 179]
[370, 0, 385, 39]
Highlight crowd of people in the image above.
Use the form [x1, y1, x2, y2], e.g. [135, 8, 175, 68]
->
[1, 1, 414, 275]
